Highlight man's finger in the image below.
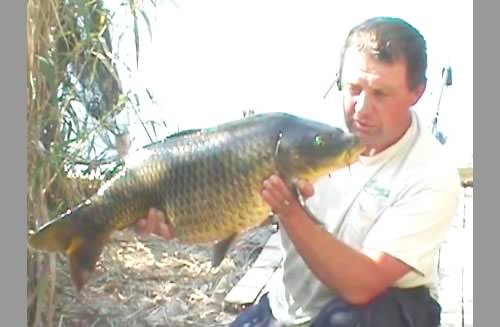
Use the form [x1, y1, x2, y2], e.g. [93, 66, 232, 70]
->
[298, 180, 315, 199]
[268, 174, 293, 198]
[261, 189, 280, 209]
[135, 218, 149, 235]
[158, 222, 174, 240]
[145, 209, 156, 231]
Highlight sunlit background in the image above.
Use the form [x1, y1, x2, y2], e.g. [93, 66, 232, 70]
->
[111, 0, 473, 168]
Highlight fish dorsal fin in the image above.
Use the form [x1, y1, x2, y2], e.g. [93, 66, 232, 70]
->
[211, 233, 238, 267]
[166, 128, 203, 139]
[140, 128, 203, 151]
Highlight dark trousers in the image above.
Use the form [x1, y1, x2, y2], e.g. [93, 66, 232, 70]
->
[229, 286, 442, 327]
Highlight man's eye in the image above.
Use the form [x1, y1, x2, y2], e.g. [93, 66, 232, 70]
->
[374, 89, 387, 97]
[347, 85, 361, 95]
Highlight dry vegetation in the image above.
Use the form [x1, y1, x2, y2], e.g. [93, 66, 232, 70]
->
[27, 1, 272, 326]
[50, 226, 275, 327]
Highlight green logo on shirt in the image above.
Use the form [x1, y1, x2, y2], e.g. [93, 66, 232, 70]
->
[365, 180, 390, 198]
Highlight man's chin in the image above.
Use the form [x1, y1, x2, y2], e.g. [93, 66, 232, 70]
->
[354, 131, 373, 143]
[347, 124, 377, 142]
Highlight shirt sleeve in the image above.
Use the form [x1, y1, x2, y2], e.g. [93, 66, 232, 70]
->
[362, 173, 461, 276]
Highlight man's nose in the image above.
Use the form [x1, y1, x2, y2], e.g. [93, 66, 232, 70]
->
[354, 91, 371, 114]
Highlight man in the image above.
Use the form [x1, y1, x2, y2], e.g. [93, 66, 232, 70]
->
[136, 16, 460, 327]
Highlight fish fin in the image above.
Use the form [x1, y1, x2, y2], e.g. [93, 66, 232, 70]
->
[28, 215, 75, 252]
[212, 234, 238, 267]
[28, 205, 109, 291]
[140, 128, 203, 151]
[166, 128, 203, 139]
[291, 182, 325, 226]
[28, 201, 94, 253]
[67, 233, 109, 291]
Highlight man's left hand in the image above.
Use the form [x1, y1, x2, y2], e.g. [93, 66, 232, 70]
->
[261, 174, 314, 216]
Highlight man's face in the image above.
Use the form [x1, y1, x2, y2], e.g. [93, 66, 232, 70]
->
[340, 48, 425, 155]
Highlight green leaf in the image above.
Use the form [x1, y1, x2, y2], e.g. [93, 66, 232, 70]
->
[133, 93, 140, 106]
[134, 14, 140, 68]
[90, 50, 121, 85]
[140, 9, 153, 41]
[38, 55, 55, 95]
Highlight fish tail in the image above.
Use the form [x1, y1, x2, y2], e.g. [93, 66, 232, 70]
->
[28, 215, 76, 253]
[66, 233, 109, 291]
[28, 208, 110, 291]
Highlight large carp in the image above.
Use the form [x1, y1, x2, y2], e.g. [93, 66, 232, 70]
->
[28, 112, 364, 290]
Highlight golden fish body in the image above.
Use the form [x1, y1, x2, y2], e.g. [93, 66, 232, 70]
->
[28, 112, 364, 290]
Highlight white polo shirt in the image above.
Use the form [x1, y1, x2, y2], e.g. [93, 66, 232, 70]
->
[267, 110, 461, 326]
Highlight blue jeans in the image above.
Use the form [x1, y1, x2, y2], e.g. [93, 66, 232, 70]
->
[229, 286, 441, 327]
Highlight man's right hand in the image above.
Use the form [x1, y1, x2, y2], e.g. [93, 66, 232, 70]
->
[135, 208, 175, 240]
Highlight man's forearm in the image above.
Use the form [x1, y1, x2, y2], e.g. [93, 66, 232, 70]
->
[279, 209, 392, 304]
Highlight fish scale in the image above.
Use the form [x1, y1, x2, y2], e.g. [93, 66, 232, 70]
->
[28, 112, 364, 291]
[162, 126, 276, 243]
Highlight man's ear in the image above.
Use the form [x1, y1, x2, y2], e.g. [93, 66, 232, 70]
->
[411, 82, 426, 106]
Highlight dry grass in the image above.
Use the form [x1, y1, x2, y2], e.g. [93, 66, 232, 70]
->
[50, 225, 276, 327]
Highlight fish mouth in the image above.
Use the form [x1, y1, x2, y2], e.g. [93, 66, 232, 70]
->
[343, 135, 365, 166]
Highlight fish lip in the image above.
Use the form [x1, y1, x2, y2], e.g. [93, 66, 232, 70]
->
[344, 134, 365, 165]
[349, 146, 365, 163]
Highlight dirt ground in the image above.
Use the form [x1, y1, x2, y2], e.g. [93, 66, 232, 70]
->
[51, 225, 277, 327]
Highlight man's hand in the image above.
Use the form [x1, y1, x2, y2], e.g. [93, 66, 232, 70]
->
[261, 174, 315, 216]
[261, 175, 413, 305]
[135, 208, 175, 240]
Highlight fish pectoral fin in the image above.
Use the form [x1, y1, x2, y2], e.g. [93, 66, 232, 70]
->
[67, 233, 109, 291]
[211, 234, 238, 268]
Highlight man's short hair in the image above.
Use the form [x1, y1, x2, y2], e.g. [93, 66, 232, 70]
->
[337, 16, 427, 91]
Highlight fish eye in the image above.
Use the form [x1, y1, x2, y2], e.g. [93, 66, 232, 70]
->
[313, 135, 325, 146]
